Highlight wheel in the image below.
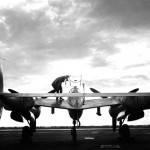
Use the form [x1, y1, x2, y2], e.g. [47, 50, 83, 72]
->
[119, 124, 130, 138]
[30, 120, 36, 134]
[71, 126, 77, 141]
[72, 128, 77, 141]
[22, 126, 31, 139]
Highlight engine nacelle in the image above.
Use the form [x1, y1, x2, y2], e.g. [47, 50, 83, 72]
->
[109, 105, 125, 118]
[1, 97, 35, 112]
[121, 96, 150, 110]
[10, 111, 23, 122]
[127, 110, 144, 121]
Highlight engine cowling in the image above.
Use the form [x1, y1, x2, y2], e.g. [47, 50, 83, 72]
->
[10, 111, 23, 122]
[121, 96, 150, 110]
[127, 110, 144, 121]
[109, 105, 125, 118]
[2, 96, 35, 112]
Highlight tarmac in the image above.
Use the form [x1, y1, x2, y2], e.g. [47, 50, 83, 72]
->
[0, 127, 150, 150]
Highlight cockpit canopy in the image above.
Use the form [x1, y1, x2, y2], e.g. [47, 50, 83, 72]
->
[69, 75, 82, 87]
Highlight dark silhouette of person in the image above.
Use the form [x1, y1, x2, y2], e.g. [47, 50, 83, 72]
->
[49, 75, 70, 100]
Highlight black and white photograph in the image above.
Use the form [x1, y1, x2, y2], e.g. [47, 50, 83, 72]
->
[0, 0, 150, 149]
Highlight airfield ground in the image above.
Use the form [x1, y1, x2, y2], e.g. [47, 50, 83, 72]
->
[0, 126, 150, 150]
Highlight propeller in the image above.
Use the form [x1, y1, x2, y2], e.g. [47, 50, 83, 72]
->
[90, 88, 100, 93]
[90, 88, 107, 98]
[129, 88, 139, 93]
[41, 91, 53, 99]
[0, 100, 3, 119]
[8, 89, 19, 93]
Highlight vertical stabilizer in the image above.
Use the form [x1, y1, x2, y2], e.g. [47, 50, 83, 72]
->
[0, 61, 4, 118]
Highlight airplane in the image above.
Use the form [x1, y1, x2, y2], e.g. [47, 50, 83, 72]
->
[1, 62, 150, 141]
[90, 87, 150, 139]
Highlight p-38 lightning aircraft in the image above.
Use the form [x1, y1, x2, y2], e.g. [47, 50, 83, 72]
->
[0, 63, 150, 141]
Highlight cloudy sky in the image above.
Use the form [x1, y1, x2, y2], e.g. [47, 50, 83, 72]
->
[0, 0, 150, 127]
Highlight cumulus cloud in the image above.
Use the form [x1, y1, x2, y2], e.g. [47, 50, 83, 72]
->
[125, 63, 150, 69]
[2, 0, 150, 71]
[0, 0, 150, 91]
[0, 1, 93, 61]
[86, 74, 149, 92]
[87, 0, 150, 30]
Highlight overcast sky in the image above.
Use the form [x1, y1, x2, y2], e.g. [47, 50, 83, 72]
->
[0, 0, 150, 127]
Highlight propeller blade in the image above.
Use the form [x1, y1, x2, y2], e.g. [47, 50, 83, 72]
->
[8, 89, 19, 93]
[129, 88, 139, 93]
[90, 88, 107, 98]
[41, 90, 54, 99]
[90, 88, 100, 93]
[0, 100, 3, 119]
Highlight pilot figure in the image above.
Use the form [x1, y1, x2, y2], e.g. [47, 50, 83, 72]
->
[49, 75, 70, 100]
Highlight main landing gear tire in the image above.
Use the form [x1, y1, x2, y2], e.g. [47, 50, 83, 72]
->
[21, 126, 32, 143]
[119, 124, 130, 138]
[118, 124, 134, 142]
[71, 127, 77, 141]
[30, 120, 36, 135]
[71, 120, 77, 141]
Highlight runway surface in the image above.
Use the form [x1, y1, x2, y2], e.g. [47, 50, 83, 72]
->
[0, 127, 150, 150]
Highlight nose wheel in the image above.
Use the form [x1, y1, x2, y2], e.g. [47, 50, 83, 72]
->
[71, 120, 77, 141]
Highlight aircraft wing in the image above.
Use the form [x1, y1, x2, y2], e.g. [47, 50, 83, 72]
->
[1, 92, 150, 110]
[1, 92, 150, 97]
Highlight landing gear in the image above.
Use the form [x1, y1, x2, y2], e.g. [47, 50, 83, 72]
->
[22, 126, 31, 139]
[21, 119, 36, 142]
[30, 119, 36, 134]
[71, 120, 77, 141]
[118, 124, 134, 142]
[119, 124, 130, 138]
[21, 126, 32, 143]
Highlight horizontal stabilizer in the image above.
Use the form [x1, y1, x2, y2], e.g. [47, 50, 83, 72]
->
[35, 98, 76, 109]
[81, 98, 120, 109]
[35, 97, 120, 110]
